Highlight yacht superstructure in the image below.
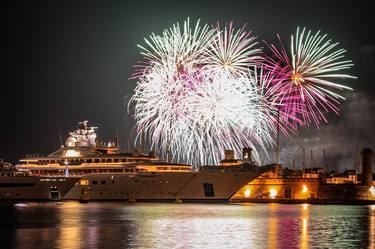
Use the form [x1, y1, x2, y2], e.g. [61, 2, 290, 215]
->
[17, 121, 264, 202]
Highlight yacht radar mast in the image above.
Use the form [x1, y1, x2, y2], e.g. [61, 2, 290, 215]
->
[65, 121, 98, 147]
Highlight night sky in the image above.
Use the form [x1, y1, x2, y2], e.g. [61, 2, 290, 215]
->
[2, 0, 375, 168]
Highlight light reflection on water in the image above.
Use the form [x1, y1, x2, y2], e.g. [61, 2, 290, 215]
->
[0, 202, 374, 249]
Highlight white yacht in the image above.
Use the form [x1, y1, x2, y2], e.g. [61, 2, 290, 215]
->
[0, 160, 79, 200]
[16, 121, 264, 202]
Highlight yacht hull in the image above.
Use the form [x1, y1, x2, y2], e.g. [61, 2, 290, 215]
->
[0, 176, 79, 200]
[64, 171, 260, 201]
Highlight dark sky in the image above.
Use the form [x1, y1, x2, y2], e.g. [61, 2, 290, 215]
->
[2, 0, 375, 167]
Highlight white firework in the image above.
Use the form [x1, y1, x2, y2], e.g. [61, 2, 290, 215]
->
[204, 22, 262, 77]
[131, 18, 272, 167]
[185, 71, 277, 165]
[135, 17, 213, 78]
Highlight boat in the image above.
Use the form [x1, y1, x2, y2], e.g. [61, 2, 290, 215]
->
[0, 160, 79, 200]
[16, 121, 266, 202]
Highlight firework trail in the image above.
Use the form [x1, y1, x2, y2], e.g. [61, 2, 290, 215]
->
[265, 27, 356, 127]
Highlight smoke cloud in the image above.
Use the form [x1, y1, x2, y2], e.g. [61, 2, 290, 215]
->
[260, 91, 375, 172]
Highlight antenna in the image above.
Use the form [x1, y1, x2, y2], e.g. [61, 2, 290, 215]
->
[115, 129, 120, 151]
[323, 149, 328, 172]
[276, 107, 280, 165]
[302, 147, 306, 174]
[58, 123, 63, 147]
[310, 150, 315, 168]
[127, 137, 131, 152]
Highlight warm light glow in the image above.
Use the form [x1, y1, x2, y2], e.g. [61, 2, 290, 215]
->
[302, 185, 308, 193]
[369, 186, 375, 197]
[64, 149, 81, 157]
[302, 203, 308, 210]
[244, 188, 251, 198]
[80, 180, 89, 186]
[301, 218, 308, 249]
[291, 72, 303, 85]
[269, 188, 277, 199]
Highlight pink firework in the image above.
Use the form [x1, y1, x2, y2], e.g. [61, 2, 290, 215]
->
[265, 27, 356, 127]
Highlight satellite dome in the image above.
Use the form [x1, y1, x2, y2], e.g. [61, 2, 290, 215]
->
[65, 136, 77, 147]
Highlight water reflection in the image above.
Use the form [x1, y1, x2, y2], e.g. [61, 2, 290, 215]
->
[301, 204, 309, 249]
[57, 202, 84, 249]
[370, 205, 375, 249]
[0, 202, 373, 248]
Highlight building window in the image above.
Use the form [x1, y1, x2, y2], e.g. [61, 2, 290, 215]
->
[101, 180, 107, 185]
[92, 180, 98, 185]
[203, 183, 215, 197]
[80, 180, 89, 186]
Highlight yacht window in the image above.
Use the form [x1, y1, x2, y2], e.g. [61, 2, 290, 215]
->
[101, 180, 106, 185]
[203, 183, 215, 197]
[87, 159, 92, 163]
[92, 180, 98, 185]
[80, 180, 89, 186]
[95, 159, 100, 163]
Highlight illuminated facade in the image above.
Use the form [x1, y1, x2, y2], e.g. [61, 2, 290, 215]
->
[232, 162, 375, 203]
[232, 170, 320, 201]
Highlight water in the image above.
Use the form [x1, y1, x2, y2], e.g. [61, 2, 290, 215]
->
[0, 202, 374, 249]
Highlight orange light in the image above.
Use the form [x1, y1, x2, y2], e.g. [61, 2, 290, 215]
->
[291, 73, 303, 85]
[302, 185, 308, 193]
[269, 188, 277, 199]
[370, 186, 375, 197]
[244, 188, 251, 198]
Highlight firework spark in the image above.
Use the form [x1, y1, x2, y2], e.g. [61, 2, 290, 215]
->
[265, 27, 356, 127]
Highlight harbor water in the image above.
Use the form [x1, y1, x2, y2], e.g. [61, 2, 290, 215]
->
[0, 202, 374, 249]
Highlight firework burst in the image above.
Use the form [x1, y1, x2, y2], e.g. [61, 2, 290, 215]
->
[204, 22, 261, 77]
[131, 20, 356, 166]
[131, 18, 271, 166]
[133, 18, 213, 79]
[185, 71, 277, 165]
[265, 27, 356, 127]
